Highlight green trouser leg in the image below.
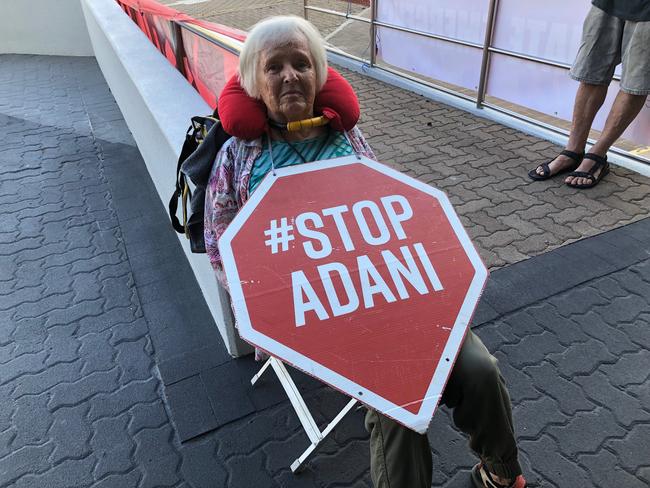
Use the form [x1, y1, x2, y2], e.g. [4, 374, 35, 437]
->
[365, 408, 433, 488]
[365, 330, 522, 488]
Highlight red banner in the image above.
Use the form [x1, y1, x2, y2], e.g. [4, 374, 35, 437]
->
[116, 0, 245, 108]
[117, 0, 245, 41]
[181, 28, 239, 108]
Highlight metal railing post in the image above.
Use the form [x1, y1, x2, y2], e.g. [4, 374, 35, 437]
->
[172, 21, 187, 77]
[476, 0, 499, 108]
[304, 0, 309, 21]
[370, 0, 378, 66]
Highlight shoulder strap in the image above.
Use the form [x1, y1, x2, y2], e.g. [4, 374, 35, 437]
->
[169, 123, 200, 234]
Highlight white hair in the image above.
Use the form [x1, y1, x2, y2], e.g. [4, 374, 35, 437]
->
[238, 16, 328, 98]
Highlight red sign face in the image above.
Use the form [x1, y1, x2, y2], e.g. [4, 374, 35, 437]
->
[219, 156, 487, 432]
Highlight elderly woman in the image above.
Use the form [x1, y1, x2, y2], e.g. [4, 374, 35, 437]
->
[204, 15, 526, 488]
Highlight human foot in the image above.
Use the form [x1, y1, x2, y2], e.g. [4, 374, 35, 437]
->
[528, 149, 583, 181]
[565, 152, 609, 189]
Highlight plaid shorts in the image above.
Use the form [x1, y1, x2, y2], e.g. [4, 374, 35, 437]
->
[570, 5, 650, 95]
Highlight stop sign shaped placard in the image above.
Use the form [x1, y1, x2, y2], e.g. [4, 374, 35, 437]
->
[219, 155, 487, 433]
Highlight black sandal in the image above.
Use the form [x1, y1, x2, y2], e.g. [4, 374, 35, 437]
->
[528, 149, 583, 181]
[565, 152, 609, 189]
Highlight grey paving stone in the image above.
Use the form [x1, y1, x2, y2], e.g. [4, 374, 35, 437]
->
[599, 350, 650, 388]
[110, 194, 152, 223]
[480, 256, 576, 315]
[575, 371, 650, 427]
[11, 393, 52, 448]
[88, 375, 160, 419]
[214, 403, 296, 459]
[69, 251, 124, 275]
[0, 443, 54, 487]
[79, 330, 115, 374]
[547, 285, 610, 317]
[10, 361, 83, 398]
[12, 457, 96, 488]
[0, 349, 47, 384]
[313, 440, 371, 486]
[500, 331, 565, 370]
[141, 294, 222, 360]
[579, 449, 649, 488]
[519, 435, 592, 488]
[128, 400, 170, 434]
[77, 306, 144, 337]
[109, 317, 149, 345]
[545, 313, 593, 347]
[115, 336, 154, 383]
[573, 310, 639, 356]
[164, 374, 219, 441]
[158, 344, 230, 386]
[201, 362, 256, 427]
[492, 355, 541, 404]
[223, 449, 280, 488]
[547, 339, 618, 378]
[500, 309, 545, 339]
[180, 440, 228, 488]
[614, 216, 650, 244]
[48, 403, 93, 464]
[130, 256, 196, 287]
[618, 315, 650, 350]
[596, 227, 650, 265]
[547, 408, 626, 458]
[44, 297, 106, 329]
[0, 428, 16, 459]
[90, 471, 142, 488]
[134, 271, 192, 306]
[49, 368, 121, 410]
[513, 395, 568, 441]
[91, 415, 135, 479]
[605, 424, 650, 474]
[596, 293, 649, 325]
[133, 425, 183, 488]
[524, 362, 596, 416]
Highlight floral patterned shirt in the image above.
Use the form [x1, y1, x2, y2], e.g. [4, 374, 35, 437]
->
[204, 126, 376, 288]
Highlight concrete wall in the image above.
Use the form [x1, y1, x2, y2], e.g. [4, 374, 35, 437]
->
[81, 0, 252, 357]
[0, 0, 92, 56]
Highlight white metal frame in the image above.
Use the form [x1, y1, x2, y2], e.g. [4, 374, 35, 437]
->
[251, 356, 358, 472]
[303, 0, 649, 170]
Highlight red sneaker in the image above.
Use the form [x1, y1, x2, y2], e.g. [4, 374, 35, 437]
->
[471, 463, 527, 488]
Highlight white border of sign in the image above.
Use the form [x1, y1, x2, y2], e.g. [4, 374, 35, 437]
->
[219, 156, 488, 433]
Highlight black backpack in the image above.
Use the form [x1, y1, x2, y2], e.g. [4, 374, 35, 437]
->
[168, 109, 231, 253]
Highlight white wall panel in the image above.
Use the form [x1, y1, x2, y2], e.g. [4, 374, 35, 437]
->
[0, 0, 92, 56]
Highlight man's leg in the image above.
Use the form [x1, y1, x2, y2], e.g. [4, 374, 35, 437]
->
[566, 90, 648, 186]
[364, 409, 432, 488]
[534, 82, 607, 177]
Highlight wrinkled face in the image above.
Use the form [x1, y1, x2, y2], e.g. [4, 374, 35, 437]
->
[256, 36, 317, 123]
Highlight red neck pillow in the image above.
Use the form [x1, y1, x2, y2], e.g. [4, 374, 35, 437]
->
[217, 66, 360, 140]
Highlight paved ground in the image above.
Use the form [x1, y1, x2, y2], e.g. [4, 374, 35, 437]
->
[1, 52, 649, 488]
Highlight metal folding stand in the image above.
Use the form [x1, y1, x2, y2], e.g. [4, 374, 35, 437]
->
[251, 356, 358, 472]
